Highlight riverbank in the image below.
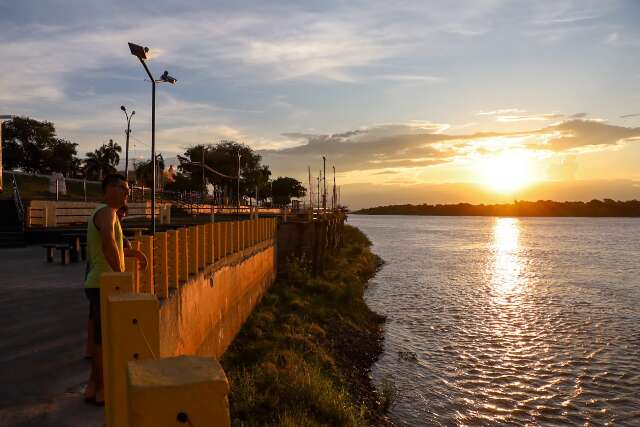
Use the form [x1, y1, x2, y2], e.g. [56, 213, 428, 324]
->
[221, 225, 394, 426]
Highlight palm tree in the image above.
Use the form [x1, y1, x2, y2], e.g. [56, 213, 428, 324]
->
[83, 139, 122, 180]
[135, 154, 165, 189]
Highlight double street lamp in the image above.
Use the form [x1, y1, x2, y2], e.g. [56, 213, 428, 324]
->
[120, 106, 135, 181]
[128, 42, 177, 235]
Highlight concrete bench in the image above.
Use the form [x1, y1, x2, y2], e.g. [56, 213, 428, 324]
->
[42, 244, 57, 263]
[55, 244, 72, 265]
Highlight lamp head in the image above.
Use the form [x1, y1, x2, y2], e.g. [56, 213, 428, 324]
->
[128, 42, 150, 60]
[131, 110, 135, 115]
[120, 105, 126, 112]
[160, 70, 177, 84]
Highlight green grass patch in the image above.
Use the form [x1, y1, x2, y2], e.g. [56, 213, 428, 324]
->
[221, 225, 388, 426]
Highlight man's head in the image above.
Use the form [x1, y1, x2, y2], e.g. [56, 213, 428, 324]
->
[102, 174, 129, 209]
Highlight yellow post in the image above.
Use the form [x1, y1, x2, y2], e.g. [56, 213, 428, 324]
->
[127, 356, 230, 427]
[189, 226, 199, 275]
[214, 223, 221, 260]
[240, 221, 245, 250]
[225, 222, 231, 256]
[179, 228, 189, 282]
[107, 293, 159, 427]
[198, 224, 206, 268]
[139, 236, 154, 294]
[124, 257, 139, 293]
[166, 230, 179, 289]
[154, 232, 168, 298]
[100, 272, 134, 427]
[206, 223, 215, 265]
[229, 222, 235, 254]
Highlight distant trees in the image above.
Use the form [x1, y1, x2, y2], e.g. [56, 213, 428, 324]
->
[1, 116, 81, 176]
[272, 176, 306, 206]
[135, 154, 164, 188]
[83, 139, 122, 180]
[354, 199, 640, 217]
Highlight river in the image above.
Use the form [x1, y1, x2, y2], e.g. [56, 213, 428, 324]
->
[350, 215, 640, 426]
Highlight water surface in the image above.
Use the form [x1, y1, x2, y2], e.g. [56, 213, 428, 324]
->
[350, 215, 640, 426]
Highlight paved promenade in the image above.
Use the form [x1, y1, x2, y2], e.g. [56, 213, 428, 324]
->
[0, 246, 103, 426]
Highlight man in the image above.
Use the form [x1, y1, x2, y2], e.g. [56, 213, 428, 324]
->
[84, 174, 147, 405]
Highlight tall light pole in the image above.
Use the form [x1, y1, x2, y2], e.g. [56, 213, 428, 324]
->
[120, 106, 135, 181]
[332, 166, 336, 211]
[128, 42, 177, 235]
[237, 150, 241, 219]
[322, 156, 327, 211]
[0, 115, 14, 193]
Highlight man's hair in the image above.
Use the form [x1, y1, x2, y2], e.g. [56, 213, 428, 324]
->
[102, 173, 127, 192]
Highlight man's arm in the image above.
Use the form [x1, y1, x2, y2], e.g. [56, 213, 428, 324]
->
[95, 207, 123, 272]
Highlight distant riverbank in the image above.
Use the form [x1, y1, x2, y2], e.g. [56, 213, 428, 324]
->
[353, 199, 640, 217]
[221, 225, 394, 426]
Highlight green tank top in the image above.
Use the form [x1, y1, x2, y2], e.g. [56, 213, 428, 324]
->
[85, 204, 125, 288]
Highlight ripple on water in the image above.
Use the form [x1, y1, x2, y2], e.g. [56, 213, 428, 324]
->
[353, 216, 640, 427]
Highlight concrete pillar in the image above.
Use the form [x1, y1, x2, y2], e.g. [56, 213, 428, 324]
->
[139, 236, 154, 294]
[127, 356, 230, 427]
[206, 223, 215, 265]
[99, 272, 134, 427]
[166, 230, 179, 290]
[225, 222, 232, 256]
[198, 225, 206, 268]
[107, 293, 159, 427]
[214, 223, 221, 260]
[188, 226, 199, 275]
[124, 257, 140, 293]
[154, 232, 168, 299]
[178, 228, 189, 282]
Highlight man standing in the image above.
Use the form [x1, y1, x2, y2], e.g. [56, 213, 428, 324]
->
[84, 174, 147, 404]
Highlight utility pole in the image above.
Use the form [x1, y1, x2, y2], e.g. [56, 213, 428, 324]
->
[308, 166, 312, 209]
[322, 156, 327, 211]
[237, 150, 241, 219]
[201, 145, 205, 197]
[120, 106, 135, 181]
[317, 171, 321, 210]
[332, 166, 336, 211]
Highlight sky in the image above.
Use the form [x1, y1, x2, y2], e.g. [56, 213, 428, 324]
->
[2, 0, 640, 209]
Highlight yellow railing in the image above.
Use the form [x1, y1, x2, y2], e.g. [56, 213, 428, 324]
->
[100, 218, 277, 427]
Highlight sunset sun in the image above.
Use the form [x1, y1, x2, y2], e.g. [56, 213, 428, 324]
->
[480, 151, 535, 193]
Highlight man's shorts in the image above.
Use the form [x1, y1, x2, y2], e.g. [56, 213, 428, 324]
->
[85, 288, 101, 345]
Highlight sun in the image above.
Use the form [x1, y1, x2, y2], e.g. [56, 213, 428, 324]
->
[479, 151, 535, 193]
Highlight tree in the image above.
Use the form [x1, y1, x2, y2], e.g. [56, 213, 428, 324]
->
[177, 141, 271, 200]
[271, 176, 306, 206]
[1, 116, 81, 176]
[135, 154, 165, 188]
[83, 139, 122, 180]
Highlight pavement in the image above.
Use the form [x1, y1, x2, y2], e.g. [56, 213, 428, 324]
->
[0, 246, 104, 426]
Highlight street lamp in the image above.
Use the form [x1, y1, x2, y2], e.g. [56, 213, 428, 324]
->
[128, 42, 177, 235]
[120, 105, 135, 181]
[0, 115, 15, 193]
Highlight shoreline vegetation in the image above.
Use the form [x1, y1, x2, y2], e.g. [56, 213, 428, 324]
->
[353, 199, 640, 217]
[221, 225, 394, 426]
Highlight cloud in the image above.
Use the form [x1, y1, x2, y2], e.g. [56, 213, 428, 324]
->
[620, 113, 640, 119]
[476, 108, 526, 116]
[262, 119, 640, 180]
[496, 113, 564, 122]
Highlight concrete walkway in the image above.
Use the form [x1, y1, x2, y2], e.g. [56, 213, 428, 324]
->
[0, 246, 103, 426]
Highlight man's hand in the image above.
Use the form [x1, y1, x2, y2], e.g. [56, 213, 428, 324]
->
[124, 249, 148, 272]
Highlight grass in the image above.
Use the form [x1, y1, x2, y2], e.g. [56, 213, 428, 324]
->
[1, 172, 102, 201]
[221, 225, 389, 426]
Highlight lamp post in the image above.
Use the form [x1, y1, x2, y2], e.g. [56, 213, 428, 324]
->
[0, 115, 14, 193]
[236, 150, 241, 219]
[120, 106, 135, 181]
[128, 42, 177, 235]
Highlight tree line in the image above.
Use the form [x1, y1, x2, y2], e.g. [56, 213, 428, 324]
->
[1, 116, 306, 205]
[354, 199, 640, 217]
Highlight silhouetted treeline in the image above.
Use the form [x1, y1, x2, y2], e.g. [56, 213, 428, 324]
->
[353, 199, 640, 217]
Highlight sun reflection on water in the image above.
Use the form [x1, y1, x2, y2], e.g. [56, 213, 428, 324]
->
[491, 218, 523, 295]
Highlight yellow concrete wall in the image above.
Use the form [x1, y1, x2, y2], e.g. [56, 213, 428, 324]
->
[159, 243, 276, 359]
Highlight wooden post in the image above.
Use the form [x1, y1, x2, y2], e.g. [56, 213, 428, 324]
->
[107, 293, 159, 427]
[154, 232, 168, 298]
[167, 230, 179, 289]
[189, 226, 199, 275]
[139, 236, 154, 294]
[179, 228, 189, 282]
[99, 272, 134, 427]
[127, 356, 230, 427]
